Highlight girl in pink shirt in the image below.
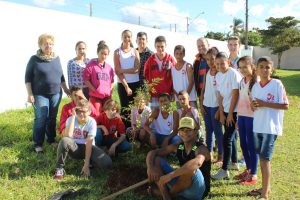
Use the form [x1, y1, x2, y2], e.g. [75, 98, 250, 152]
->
[235, 56, 259, 186]
[83, 41, 114, 117]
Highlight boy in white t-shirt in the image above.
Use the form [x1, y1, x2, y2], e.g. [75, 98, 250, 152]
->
[143, 93, 181, 149]
[54, 99, 112, 181]
[212, 52, 242, 180]
[248, 57, 288, 200]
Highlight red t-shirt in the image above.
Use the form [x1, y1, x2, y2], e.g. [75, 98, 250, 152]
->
[96, 112, 125, 139]
[144, 53, 176, 97]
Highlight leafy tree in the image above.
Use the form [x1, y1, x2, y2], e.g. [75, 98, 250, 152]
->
[240, 30, 262, 46]
[205, 31, 227, 41]
[259, 16, 300, 69]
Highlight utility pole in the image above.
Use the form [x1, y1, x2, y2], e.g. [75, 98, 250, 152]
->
[175, 24, 176, 32]
[245, 0, 249, 49]
[138, 16, 140, 25]
[89, 2, 93, 17]
[186, 12, 204, 35]
[170, 24, 172, 31]
[186, 17, 189, 35]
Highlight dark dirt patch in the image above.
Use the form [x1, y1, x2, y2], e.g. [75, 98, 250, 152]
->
[105, 164, 149, 195]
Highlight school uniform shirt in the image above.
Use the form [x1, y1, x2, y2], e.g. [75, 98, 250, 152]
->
[118, 48, 139, 83]
[216, 68, 242, 113]
[237, 78, 254, 117]
[65, 116, 97, 145]
[152, 111, 174, 135]
[252, 79, 288, 136]
[144, 53, 176, 97]
[83, 59, 114, 99]
[203, 70, 219, 108]
[178, 107, 200, 126]
[131, 106, 152, 128]
[67, 58, 89, 88]
[96, 112, 126, 139]
[58, 101, 97, 134]
[171, 62, 197, 101]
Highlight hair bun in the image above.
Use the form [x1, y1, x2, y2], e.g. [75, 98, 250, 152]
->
[98, 40, 106, 47]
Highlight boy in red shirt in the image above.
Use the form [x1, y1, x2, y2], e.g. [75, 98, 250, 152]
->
[144, 36, 176, 110]
[58, 86, 96, 135]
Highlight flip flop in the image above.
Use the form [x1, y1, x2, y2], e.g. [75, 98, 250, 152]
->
[247, 188, 262, 196]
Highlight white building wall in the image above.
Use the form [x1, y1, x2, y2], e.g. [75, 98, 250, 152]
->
[4, 2, 286, 113]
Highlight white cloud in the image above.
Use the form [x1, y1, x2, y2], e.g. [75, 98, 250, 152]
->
[32, 0, 66, 7]
[269, 0, 300, 18]
[120, 0, 208, 34]
[223, 0, 245, 16]
[250, 4, 265, 17]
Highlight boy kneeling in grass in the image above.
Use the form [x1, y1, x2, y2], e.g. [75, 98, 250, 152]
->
[248, 57, 289, 200]
[146, 117, 211, 200]
[54, 99, 112, 181]
[143, 93, 181, 149]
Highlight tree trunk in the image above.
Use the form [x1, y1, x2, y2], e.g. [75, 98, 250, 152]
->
[277, 52, 282, 69]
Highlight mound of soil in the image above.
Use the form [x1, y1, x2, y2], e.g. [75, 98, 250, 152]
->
[105, 164, 148, 195]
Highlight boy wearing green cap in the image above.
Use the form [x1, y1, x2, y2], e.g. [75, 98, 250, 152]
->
[146, 117, 211, 200]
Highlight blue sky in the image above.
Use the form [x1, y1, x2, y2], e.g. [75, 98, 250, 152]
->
[4, 0, 300, 35]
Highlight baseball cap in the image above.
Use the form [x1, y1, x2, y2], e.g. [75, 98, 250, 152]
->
[178, 117, 195, 130]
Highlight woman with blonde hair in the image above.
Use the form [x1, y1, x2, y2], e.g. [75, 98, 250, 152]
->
[25, 33, 70, 153]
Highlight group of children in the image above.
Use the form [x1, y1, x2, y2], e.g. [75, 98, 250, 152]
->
[52, 31, 288, 200]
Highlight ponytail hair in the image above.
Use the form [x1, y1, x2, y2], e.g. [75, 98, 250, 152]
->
[237, 56, 257, 93]
[97, 40, 110, 54]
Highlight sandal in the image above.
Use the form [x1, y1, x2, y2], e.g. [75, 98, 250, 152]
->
[34, 146, 44, 154]
[257, 196, 268, 200]
[247, 188, 262, 197]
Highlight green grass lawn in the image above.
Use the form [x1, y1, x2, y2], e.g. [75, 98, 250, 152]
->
[0, 70, 300, 200]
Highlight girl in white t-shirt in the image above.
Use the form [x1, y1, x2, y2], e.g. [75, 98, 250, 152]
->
[235, 56, 259, 186]
[212, 52, 242, 180]
[171, 45, 197, 108]
[249, 56, 288, 200]
[200, 49, 224, 164]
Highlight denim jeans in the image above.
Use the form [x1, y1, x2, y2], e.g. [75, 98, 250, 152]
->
[203, 106, 224, 154]
[222, 112, 238, 170]
[95, 128, 132, 153]
[238, 116, 258, 174]
[33, 92, 62, 147]
[160, 158, 205, 200]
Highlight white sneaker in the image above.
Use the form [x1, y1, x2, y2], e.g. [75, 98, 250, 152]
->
[229, 162, 240, 170]
[212, 169, 230, 180]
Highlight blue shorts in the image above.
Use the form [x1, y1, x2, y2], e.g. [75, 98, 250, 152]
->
[160, 158, 205, 200]
[153, 132, 181, 146]
[253, 132, 277, 161]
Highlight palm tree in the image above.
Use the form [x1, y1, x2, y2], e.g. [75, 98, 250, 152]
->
[230, 18, 244, 36]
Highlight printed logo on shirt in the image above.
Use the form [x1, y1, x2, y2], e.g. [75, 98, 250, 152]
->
[267, 93, 275, 102]
[182, 69, 186, 75]
[110, 125, 117, 134]
[96, 72, 110, 81]
[73, 128, 82, 139]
